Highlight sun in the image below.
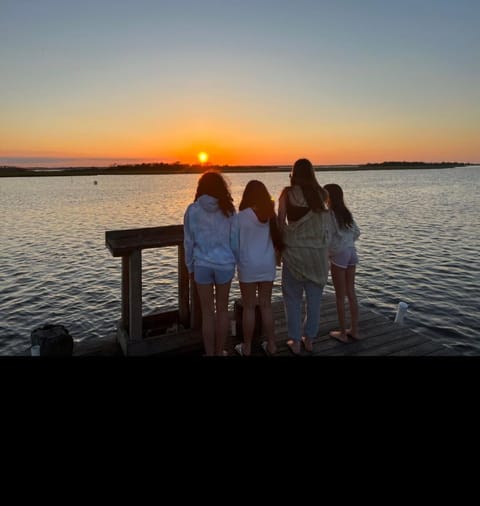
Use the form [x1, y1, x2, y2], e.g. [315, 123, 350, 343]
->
[197, 151, 209, 164]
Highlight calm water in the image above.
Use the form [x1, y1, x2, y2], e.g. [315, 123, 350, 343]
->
[1, 167, 479, 355]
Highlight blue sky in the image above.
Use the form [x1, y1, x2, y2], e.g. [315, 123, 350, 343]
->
[1, 0, 479, 165]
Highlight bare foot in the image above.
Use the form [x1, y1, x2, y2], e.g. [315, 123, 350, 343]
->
[346, 328, 361, 340]
[286, 339, 301, 355]
[329, 330, 349, 343]
[301, 336, 313, 352]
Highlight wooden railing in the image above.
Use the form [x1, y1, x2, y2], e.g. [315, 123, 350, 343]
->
[105, 224, 201, 355]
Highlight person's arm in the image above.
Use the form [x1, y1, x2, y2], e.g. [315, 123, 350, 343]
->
[329, 210, 339, 234]
[326, 210, 340, 251]
[277, 190, 287, 232]
[352, 218, 361, 241]
[183, 206, 194, 274]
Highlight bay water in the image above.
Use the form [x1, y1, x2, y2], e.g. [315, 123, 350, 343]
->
[1, 166, 479, 355]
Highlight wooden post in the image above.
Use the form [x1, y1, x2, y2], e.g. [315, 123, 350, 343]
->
[105, 224, 196, 354]
[129, 249, 142, 340]
[178, 244, 190, 328]
[121, 256, 130, 330]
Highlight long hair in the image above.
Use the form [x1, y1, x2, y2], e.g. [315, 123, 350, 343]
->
[324, 183, 353, 229]
[194, 170, 235, 217]
[239, 180, 284, 251]
[280, 158, 327, 211]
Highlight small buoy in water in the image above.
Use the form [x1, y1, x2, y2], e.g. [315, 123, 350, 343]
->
[93, 180, 98, 185]
[394, 301, 409, 324]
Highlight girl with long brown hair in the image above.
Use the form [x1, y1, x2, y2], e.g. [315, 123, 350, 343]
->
[278, 158, 331, 355]
[184, 170, 237, 356]
[234, 180, 284, 356]
[324, 183, 361, 342]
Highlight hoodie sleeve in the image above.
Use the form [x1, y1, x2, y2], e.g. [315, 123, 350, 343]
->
[329, 210, 339, 235]
[183, 205, 194, 273]
[352, 218, 361, 241]
[326, 210, 336, 245]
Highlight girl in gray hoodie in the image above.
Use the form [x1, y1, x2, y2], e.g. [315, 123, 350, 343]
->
[184, 171, 237, 356]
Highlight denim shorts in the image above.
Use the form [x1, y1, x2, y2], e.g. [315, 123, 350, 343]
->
[194, 265, 235, 285]
[330, 247, 359, 269]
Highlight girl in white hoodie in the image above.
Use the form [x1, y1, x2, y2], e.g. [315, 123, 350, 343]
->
[184, 171, 237, 356]
[234, 180, 284, 356]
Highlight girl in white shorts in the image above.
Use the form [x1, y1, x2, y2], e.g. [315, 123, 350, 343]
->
[324, 184, 361, 343]
[234, 180, 284, 356]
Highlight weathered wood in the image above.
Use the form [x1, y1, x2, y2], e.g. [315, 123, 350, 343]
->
[143, 310, 179, 337]
[129, 249, 142, 340]
[389, 340, 447, 356]
[106, 224, 184, 257]
[353, 333, 433, 356]
[75, 295, 459, 356]
[123, 328, 203, 356]
[178, 243, 190, 328]
[323, 321, 416, 356]
[121, 256, 129, 330]
[74, 333, 122, 356]
[106, 225, 199, 352]
[190, 278, 202, 330]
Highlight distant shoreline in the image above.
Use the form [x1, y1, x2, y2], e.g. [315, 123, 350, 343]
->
[0, 161, 474, 177]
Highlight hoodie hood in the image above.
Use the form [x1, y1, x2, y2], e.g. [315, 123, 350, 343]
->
[197, 194, 219, 213]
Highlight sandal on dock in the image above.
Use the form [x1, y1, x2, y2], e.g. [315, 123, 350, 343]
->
[261, 341, 276, 356]
[234, 343, 251, 357]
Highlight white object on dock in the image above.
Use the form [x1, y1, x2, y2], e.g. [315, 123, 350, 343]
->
[394, 301, 409, 324]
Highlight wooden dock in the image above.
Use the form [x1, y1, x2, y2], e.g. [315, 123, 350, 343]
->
[73, 290, 453, 357]
[65, 224, 457, 357]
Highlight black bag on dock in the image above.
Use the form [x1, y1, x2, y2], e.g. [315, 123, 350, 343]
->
[234, 300, 262, 339]
[31, 323, 74, 357]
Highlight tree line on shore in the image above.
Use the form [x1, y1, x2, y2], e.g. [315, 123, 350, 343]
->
[0, 160, 473, 177]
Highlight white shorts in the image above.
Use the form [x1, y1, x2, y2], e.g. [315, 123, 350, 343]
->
[330, 247, 358, 269]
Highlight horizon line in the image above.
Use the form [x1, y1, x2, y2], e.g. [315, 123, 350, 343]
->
[1, 156, 478, 169]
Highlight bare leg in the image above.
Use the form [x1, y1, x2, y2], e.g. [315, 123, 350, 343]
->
[239, 282, 257, 356]
[330, 264, 348, 342]
[214, 281, 231, 356]
[196, 283, 215, 356]
[258, 281, 276, 354]
[346, 265, 360, 338]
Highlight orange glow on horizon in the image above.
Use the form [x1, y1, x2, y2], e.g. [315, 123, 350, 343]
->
[5, 128, 479, 166]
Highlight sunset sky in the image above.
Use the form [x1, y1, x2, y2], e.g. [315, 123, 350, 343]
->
[1, 0, 479, 166]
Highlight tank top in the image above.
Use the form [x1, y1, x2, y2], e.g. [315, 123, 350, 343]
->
[286, 198, 309, 222]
